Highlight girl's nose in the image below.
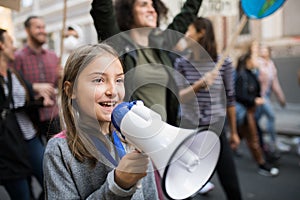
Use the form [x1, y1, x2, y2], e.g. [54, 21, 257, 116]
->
[148, 4, 156, 13]
[105, 82, 117, 97]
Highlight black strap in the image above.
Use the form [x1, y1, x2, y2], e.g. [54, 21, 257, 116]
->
[0, 69, 15, 110]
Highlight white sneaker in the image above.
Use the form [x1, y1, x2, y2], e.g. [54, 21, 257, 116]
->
[198, 182, 215, 194]
[276, 141, 291, 152]
[258, 164, 279, 177]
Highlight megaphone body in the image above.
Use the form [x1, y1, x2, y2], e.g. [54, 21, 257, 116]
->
[112, 101, 220, 199]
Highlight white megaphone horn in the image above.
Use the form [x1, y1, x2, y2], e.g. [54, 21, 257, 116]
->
[111, 100, 220, 199]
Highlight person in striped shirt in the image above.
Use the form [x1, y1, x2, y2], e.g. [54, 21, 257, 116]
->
[0, 28, 45, 200]
[173, 17, 242, 199]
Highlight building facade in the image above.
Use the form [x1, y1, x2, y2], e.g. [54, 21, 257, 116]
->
[0, 0, 298, 103]
[11, 0, 97, 56]
[7, 0, 300, 62]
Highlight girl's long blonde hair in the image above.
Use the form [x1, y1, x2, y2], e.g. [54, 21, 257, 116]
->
[60, 43, 121, 166]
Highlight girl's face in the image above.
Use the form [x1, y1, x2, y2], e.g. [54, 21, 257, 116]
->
[73, 54, 125, 122]
[132, 0, 158, 28]
[246, 56, 258, 70]
[185, 24, 204, 47]
[27, 18, 47, 45]
[0, 32, 15, 61]
[260, 46, 270, 59]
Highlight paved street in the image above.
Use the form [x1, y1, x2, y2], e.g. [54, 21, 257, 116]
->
[191, 136, 300, 200]
[191, 101, 300, 200]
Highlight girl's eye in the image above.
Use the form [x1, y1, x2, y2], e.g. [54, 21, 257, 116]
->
[141, 1, 153, 8]
[116, 78, 124, 84]
[93, 78, 104, 83]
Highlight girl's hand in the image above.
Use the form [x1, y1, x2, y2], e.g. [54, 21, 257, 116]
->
[202, 69, 218, 89]
[255, 97, 264, 106]
[115, 151, 149, 190]
[229, 131, 240, 150]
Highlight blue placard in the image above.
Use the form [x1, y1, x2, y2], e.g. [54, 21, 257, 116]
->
[241, 0, 286, 19]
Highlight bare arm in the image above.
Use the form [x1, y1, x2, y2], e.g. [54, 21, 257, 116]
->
[179, 70, 218, 103]
[32, 83, 56, 106]
[226, 105, 240, 150]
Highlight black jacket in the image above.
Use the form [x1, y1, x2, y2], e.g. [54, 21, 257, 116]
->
[0, 68, 40, 180]
[235, 69, 261, 108]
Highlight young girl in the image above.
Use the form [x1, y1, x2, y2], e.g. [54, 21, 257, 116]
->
[235, 51, 279, 176]
[43, 44, 158, 199]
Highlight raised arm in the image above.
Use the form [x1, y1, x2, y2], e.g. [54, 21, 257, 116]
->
[90, 0, 120, 42]
[270, 62, 286, 107]
[159, 0, 203, 49]
[167, 0, 203, 33]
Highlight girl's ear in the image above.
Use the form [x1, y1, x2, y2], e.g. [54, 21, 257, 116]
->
[64, 81, 76, 99]
[198, 29, 206, 39]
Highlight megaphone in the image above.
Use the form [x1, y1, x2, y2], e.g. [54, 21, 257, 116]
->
[112, 101, 220, 199]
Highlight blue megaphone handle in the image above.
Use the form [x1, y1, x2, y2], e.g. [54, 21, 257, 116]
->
[111, 101, 137, 133]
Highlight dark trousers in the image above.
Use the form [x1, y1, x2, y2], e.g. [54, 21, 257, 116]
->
[2, 178, 30, 200]
[3, 136, 45, 200]
[27, 136, 45, 188]
[216, 131, 243, 200]
[238, 108, 265, 165]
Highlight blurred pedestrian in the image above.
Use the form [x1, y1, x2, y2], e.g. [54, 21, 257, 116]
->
[13, 16, 61, 142]
[173, 17, 242, 199]
[61, 24, 84, 67]
[0, 28, 45, 200]
[256, 45, 289, 154]
[235, 51, 279, 177]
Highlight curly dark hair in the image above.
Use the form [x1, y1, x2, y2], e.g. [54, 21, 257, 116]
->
[115, 0, 168, 31]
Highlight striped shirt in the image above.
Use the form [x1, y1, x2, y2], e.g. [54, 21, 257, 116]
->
[3, 73, 36, 140]
[174, 56, 235, 127]
[14, 45, 59, 122]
